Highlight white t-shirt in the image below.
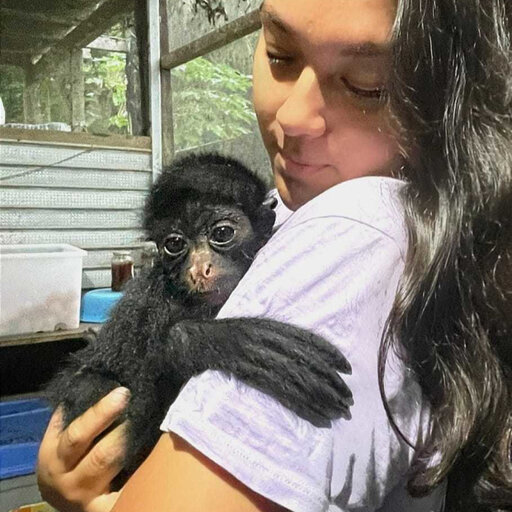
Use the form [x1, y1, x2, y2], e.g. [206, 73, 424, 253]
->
[161, 177, 446, 512]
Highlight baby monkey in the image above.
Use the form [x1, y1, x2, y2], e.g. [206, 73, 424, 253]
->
[47, 153, 352, 486]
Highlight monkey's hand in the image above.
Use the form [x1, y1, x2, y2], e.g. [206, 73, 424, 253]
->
[160, 317, 353, 428]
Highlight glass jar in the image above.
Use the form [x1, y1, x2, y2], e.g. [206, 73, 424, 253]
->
[111, 251, 134, 291]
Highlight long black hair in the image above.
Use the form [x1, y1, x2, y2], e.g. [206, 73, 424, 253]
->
[380, 0, 512, 510]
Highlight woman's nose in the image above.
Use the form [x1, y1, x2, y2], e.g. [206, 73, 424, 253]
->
[276, 67, 327, 138]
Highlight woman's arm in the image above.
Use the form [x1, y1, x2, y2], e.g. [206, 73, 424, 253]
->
[37, 389, 286, 512]
[112, 432, 287, 512]
[37, 394, 287, 512]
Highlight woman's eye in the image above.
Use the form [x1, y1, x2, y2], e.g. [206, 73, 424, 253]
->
[342, 78, 387, 101]
[210, 225, 235, 245]
[266, 51, 291, 65]
[163, 234, 187, 256]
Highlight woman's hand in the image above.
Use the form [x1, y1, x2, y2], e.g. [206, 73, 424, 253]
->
[37, 387, 130, 512]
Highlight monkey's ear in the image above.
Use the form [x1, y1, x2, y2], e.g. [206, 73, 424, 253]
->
[254, 203, 277, 241]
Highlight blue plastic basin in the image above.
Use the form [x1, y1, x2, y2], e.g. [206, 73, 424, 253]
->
[80, 288, 123, 323]
[0, 399, 52, 479]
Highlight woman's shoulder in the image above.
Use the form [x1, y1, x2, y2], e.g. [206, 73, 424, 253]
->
[264, 177, 407, 268]
[296, 176, 404, 226]
[272, 176, 406, 246]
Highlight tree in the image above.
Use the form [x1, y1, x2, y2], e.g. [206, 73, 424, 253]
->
[172, 56, 256, 150]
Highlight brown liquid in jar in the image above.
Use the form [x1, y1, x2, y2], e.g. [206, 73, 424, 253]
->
[111, 251, 134, 291]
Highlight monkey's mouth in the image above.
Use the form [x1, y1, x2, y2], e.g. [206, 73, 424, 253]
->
[190, 277, 239, 305]
[184, 273, 240, 305]
[191, 288, 229, 306]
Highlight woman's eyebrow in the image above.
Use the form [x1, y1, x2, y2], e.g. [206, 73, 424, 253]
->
[259, 5, 389, 57]
[259, 5, 291, 34]
[338, 42, 390, 57]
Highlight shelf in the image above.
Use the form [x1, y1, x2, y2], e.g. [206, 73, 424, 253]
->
[0, 324, 101, 348]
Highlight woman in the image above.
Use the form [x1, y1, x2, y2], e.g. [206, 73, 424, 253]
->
[37, 0, 512, 510]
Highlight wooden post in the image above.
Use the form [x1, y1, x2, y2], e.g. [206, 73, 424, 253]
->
[132, 0, 150, 135]
[148, 0, 162, 182]
[159, 0, 174, 167]
[23, 66, 43, 124]
[126, 19, 143, 135]
[70, 48, 85, 131]
[42, 78, 52, 122]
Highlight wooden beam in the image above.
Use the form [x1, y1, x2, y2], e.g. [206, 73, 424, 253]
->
[0, 52, 30, 67]
[0, 34, 54, 55]
[159, 0, 174, 167]
[0, 323, 99, 348]
[0, 6, 83, 27]
[86, 35, 128, 53]
[0, 17, 73, 42]
[160, 9, 261, 70]
[70, 49, 85, 131]
[148, 0, 162, 182]
[0, 30, 68, 44]
[57, 0, 135, 50]
[0, 126, 151, 151]
[30, 0, 135, 73]
[136, 0, 150, 136]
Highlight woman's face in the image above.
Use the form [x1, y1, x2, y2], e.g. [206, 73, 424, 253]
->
[253, 0, 401, 210]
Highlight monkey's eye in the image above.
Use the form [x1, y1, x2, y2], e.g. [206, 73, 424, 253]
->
[163, 234, 187, 256]
[210, 225, 236, 246]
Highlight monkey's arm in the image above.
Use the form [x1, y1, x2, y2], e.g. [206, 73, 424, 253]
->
[152, 318, 353, 427]
[46, 270, 178, 425]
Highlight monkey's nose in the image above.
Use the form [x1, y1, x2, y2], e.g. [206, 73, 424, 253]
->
[201, 262, 213, 278]
[189, 262, 213, 283]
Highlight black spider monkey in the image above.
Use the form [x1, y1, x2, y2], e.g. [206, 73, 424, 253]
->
[47, 153, 353, 486]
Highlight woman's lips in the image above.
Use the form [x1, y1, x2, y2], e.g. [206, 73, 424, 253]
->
[280, 154, 326, 175]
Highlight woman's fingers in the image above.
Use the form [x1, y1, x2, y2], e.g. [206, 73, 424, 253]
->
[73, 421, 127, 491]
[38, 406, 65, 458]
[57, 387, 130, 469]
[37, 389, 130, 512]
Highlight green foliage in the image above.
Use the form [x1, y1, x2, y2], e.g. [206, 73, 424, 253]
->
[172, 56, 256, 150]
[84, 51, 128, 133]
[0, 10, 255, 143]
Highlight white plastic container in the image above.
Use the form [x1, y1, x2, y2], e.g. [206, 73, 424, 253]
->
[0, 244, 86, 337]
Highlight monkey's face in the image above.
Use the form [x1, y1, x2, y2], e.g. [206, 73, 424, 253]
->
[151, 202, 263, 307]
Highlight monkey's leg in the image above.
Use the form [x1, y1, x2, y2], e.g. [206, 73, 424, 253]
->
[46, 366, 122, 428]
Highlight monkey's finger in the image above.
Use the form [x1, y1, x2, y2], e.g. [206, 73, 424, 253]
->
[240, 338, 354, 404]
[228, 362, 333, 426]
[294, 348, 353, 404]
[255, 320, 352, 375]
[232, 317, 352, 376]
[230, 341, 353, 409]
[57, 387, 130, 469]
[295, 332, 352, 375]
[251, 365, 351, 425]
[72, 421, 127, 493]
[226, 359, 352, 424]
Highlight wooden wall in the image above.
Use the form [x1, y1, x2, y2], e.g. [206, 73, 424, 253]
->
[0, 139, 152, 289]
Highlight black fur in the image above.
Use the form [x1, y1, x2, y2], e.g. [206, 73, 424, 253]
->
[46, 153, 353, 486]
